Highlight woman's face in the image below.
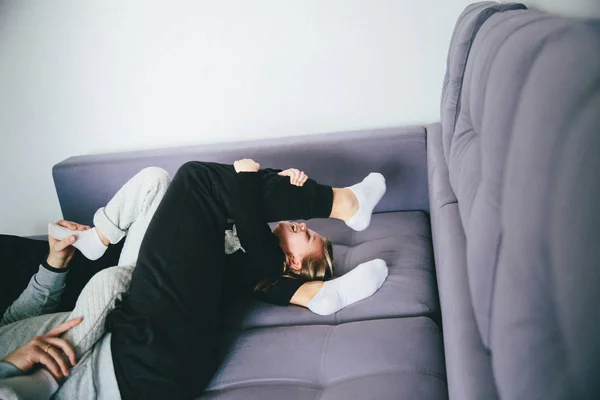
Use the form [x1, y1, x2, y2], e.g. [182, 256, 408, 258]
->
[273, 221, 323, 270]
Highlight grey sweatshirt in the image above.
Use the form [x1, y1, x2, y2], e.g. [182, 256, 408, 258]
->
[0, 265, 120, 399]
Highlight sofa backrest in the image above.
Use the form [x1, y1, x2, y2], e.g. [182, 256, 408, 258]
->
[441, 1, 600, 398]
[53, 126, 429, 226]
[440, 1, 525, 163]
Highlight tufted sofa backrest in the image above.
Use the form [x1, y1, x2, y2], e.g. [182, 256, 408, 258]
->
[442, 2, 600, 398]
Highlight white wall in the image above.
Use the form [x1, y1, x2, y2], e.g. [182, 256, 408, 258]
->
[0, 0, 473, 236]
[516, 0, 600, 18]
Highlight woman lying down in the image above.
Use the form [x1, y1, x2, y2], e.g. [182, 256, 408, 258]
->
[0, 160, 388, 399]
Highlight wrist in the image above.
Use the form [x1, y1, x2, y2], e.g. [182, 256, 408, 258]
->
[3, 356, 25, 372]
[45, 256, 69, 270]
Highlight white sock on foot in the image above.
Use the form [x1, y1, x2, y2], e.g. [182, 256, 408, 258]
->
[48, 223, 108, 261]
[345, 173, 386, 231]
[308, 259, 388, 316]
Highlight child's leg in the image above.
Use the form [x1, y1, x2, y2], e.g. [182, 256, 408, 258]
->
[93, 167, 170, 266]
[306, 259, 388, 315]
[173, 163, 385, 230]
[61, 265, 134, 359]
[259, 169, 386, 231]
[50, 167, 170, 264]
[108, 162, 230, 399]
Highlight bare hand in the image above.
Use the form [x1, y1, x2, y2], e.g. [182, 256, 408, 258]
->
[234, 159, 260, 173]
[3, 317, 83, 380]
[47, 220, 90, 269]
[278, 168, 308, 186]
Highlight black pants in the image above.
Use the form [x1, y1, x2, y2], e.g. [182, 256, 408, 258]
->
[109, 162, 333, 399]
[0, 235, 123, 314]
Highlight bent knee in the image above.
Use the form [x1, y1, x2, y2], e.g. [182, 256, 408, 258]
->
[137, 167, 170, 187]
[83, 266, 133, 296]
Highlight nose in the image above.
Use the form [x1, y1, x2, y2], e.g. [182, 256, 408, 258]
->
[300, 223, 306, 231]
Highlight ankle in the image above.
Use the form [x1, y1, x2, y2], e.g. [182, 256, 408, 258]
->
[95, 228, 110, 247]
[345, 188, 359, 218]
[330, 188, 358, 221]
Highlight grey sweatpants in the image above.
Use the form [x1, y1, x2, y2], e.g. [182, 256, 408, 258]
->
[0, 167, 170, 360]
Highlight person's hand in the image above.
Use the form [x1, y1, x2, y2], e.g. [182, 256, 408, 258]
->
[3, 317, 83, 380]
[47, 220, 90, 269]
[278, 168, 308, 186]
[234, 159, 260, 173]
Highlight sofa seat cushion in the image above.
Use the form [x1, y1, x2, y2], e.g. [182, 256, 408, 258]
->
[223, 211, 438, 329]
[203, 317, 447, 400]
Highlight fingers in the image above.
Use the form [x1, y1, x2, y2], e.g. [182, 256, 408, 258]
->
[56, 220, 78, 230]
[292, 170, 301, 185]
[278, 169, 308, 186]
[44, 337, 77, 368]
[45, 345, 71, 376]
[53, 235, 77, 252]
[297, 171, 308, 187]
[47, 317, 83, 336]
[38, 349, 63, 380]
[36, 347, 69, 380]
[56, 220, 90, 231]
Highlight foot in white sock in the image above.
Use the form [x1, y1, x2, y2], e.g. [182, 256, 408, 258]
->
[308, 259, 388, 316]
[48, 223, 107, 261]
[345, 173, 386, 231]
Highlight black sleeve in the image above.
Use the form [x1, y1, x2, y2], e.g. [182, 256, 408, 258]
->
[254, 276, 306, 306]
[230, 171, 286, 287]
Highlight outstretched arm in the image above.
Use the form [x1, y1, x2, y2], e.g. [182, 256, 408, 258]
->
[1, 221, 87, 327]
[230, 160, 288, 283]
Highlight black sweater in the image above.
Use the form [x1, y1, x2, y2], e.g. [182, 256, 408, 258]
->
[224, 171, 305, 306]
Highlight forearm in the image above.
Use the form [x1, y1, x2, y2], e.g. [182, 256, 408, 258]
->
[230, 172, 285, 278]
[1, 264, 69, 327]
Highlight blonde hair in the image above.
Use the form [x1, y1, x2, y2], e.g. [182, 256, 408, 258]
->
[254, 236, 334, 293]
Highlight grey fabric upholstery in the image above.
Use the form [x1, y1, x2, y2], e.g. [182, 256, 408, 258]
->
[440, 1, 526, 162]
[489, 14, 600, 400]
[427, 123, 497, 400]
[49, 1, 600, 398]
[53, 126, 429, 227]
[224, 212, 438, 329]
[204, 318, 447, 399]
[432, 1, 600, 399]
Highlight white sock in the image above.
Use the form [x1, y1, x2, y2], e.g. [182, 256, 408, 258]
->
[308, 259, 388, 316]
[48, 223, 108, 261]
[345, 173, 386, 231]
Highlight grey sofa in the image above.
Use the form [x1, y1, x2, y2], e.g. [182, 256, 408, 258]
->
[51, 2, 600, 399]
